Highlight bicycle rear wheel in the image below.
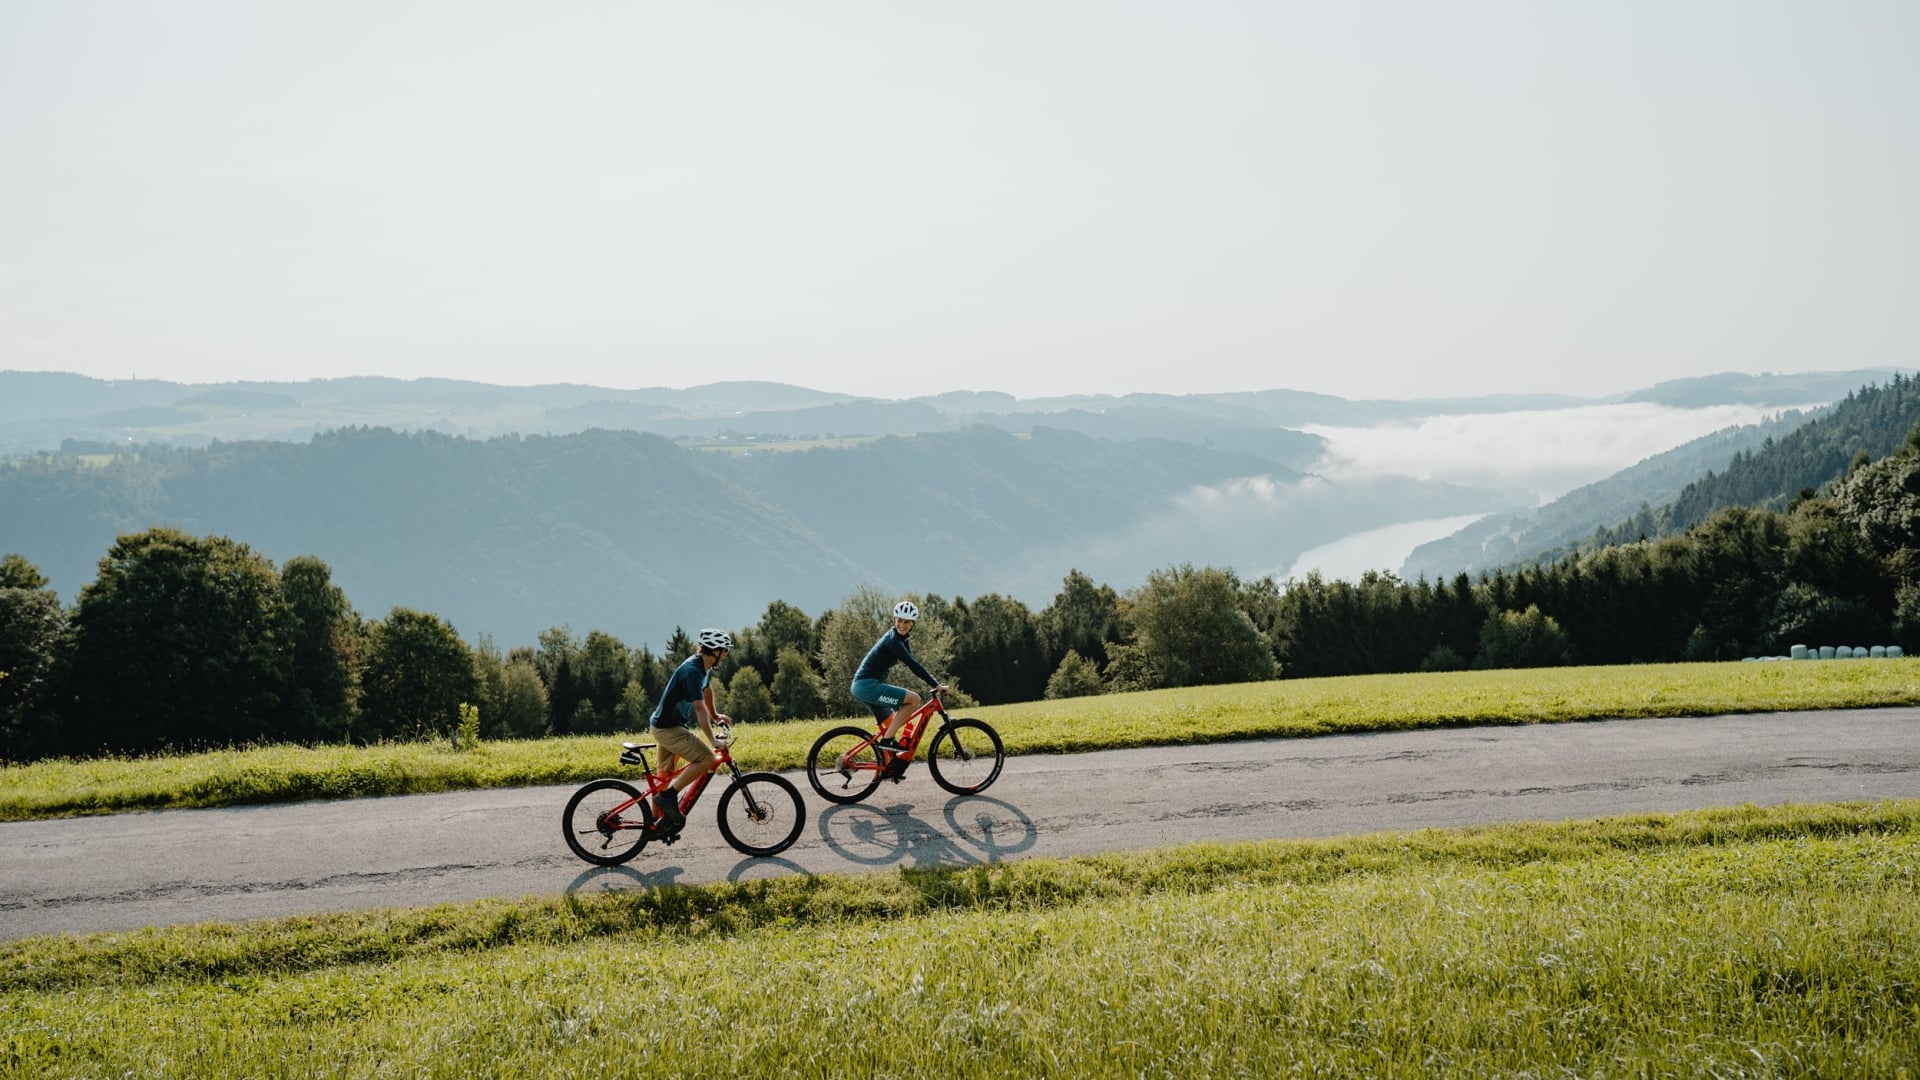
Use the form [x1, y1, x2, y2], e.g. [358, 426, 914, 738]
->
[716, 772, 807, 857]
[927, 719, 1004, 795]
[807, 725, 885, 804]
[562, 778, 652, 866]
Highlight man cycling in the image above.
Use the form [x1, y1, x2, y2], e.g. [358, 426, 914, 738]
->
[647, 628, 733, 832]
[849, 600, 948, 761]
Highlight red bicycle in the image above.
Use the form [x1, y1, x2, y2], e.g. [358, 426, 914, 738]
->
[563, 723, 805, 865]
[805, 689, 1004, 804]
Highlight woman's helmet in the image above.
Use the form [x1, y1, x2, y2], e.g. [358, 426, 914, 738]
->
[697, 628, 733, 650]
[893, 600, 919, 621]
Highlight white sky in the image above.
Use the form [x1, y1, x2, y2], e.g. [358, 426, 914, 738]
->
[3, 1, 1915, 401]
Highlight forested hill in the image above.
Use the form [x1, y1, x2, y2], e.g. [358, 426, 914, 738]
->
[1553, 375, 1920, 562]
[1402, 408, 1818, 579]
[0, 425, 1501, 646]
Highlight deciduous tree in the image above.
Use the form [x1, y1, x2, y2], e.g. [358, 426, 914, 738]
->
[65, 528, 293, 753]
[1127, 564, 1276, 688]
[771, 646, 829, 720]
[359, 607, 476, 740]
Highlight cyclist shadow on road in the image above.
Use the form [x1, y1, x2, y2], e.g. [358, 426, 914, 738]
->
[565, 856, 811, 898]
[816, 794, 1037, 869]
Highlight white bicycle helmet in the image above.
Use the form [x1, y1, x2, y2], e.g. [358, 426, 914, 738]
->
[893, 600, 919, 621]
[697, 627, 733, 650]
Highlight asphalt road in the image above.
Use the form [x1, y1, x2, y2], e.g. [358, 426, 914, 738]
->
[5, 708, 1919, 941]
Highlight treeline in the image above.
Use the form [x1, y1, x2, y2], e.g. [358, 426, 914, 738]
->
[9, 427, 1920, 761]
[0, 530, 1253, 760]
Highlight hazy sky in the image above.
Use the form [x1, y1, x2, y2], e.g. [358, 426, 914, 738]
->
[4, 1, 1915, 401]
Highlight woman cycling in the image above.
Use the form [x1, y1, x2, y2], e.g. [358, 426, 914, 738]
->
[850, 600, 948, 758]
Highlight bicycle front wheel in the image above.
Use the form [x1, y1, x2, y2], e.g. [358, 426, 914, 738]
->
[562, 778, 653, 866]
[928, 719, 1004, 795]
[716, 772, 807, 857]
[807, 725, 885, 805]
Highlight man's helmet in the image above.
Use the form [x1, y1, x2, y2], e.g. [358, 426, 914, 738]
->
[697, 628, 733, 650]
[893, 600, 919, 621]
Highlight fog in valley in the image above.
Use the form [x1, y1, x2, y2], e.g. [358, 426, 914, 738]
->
[1063, 400, 1809, 601]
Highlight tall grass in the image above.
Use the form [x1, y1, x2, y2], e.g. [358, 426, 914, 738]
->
[5, 659, 1918, 821]
[3, 801, 1917, 1078]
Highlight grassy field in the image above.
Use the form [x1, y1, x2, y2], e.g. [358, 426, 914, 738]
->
[6, 659, 1920, 821]
[3, 800, 1916, 1078]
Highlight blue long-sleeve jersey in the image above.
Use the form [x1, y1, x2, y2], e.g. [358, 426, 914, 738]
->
[854, 627, 937, 686]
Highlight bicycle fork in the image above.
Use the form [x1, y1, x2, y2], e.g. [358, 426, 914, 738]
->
[724, 761, 777, 823]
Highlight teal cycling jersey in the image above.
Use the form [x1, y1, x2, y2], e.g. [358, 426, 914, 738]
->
[649, 653, 710, 729]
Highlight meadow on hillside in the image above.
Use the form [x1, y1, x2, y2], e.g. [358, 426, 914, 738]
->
[5, 659, 1917, 821]
[3, 800, 1916, 1078]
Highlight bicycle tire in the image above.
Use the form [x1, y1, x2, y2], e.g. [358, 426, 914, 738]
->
[806, 725, 886, 804]
[562, 777, 653, 866]
[927, 718, 1004, 796]
[715, 772, 807, 857]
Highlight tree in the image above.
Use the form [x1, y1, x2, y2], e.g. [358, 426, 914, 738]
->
[359, 607, 476, 740]
[739, 600, 814, 686]
[616, 679, 651, 730]
[0, 554, 50, 591]
[0, 565, 65, 759]
[723, 666, 775, 723]
[1473, 605, 1573, 669]
[946, 593, 1047, 705]
[571, 630, 630, 734]
[758, 600, 814, 658]
[65, 528, 294, 753]
[770, 646, 829, 720]
[1101, 640, 1154, 693]
[1039, 570, 1124, 669]
[535, 626, 583, 736]
[496, 657, 550, 739]
[279, 555, 358, 742]
[473, 635, 509, 736]
[1832, 444, 1920, 588]
[476, 637, 551, 739]
[1044, 649, 1103, 699]
[1126, 564, 1276, 688]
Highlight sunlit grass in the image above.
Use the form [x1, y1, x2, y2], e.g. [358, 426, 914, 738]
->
[5, 659, 1919, 820]
[3, 801, 1917, 1078]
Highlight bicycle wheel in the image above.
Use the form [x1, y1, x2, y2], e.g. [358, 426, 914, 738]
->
[562, 778, 653, 866]
[927, 718, 1004, 795]
[716, 772, 807, 857]
[807, 725, 885, 805]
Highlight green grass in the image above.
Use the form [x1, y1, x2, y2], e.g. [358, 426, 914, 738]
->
[6, 659, 1920, 821]
[4, 801, 1917, 1078]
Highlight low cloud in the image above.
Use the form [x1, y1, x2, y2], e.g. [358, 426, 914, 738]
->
[1301, 403, 1810, 503]
[1002, 469, 1509, 601]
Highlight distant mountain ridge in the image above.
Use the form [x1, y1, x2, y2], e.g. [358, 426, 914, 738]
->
[0, 425, 1505, 646]
[3, 367, 1905, 457]
[6, 366, 1914, 645]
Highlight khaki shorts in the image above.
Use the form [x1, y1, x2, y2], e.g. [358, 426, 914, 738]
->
[652, 724, 716, 770]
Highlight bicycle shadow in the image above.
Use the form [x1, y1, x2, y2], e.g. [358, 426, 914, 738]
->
[815, 794, 1037, 868]
[564, 855, 810, 898]
[726, 855, 810, 883]
[564, 863, 683, 896]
